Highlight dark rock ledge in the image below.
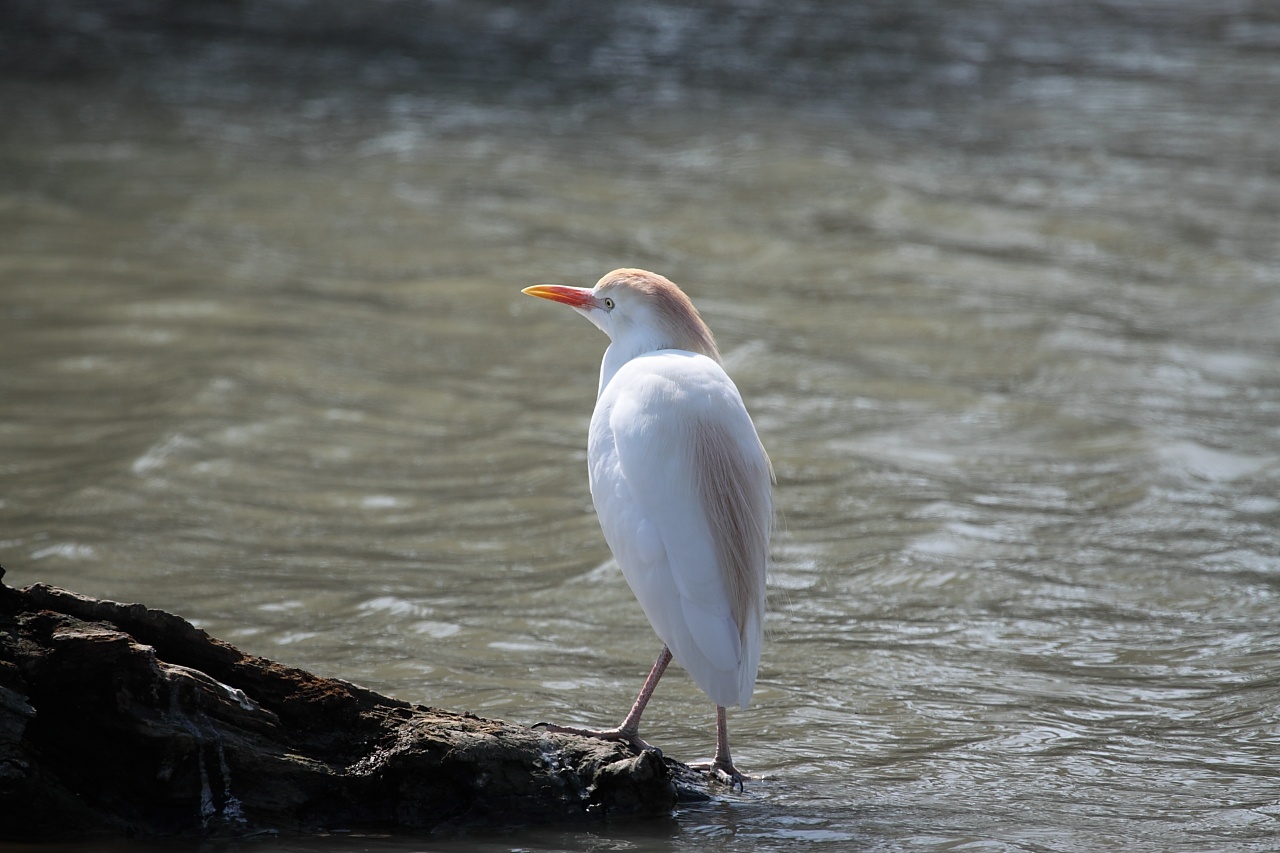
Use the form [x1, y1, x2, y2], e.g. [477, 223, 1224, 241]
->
[0, 567, 708, 841]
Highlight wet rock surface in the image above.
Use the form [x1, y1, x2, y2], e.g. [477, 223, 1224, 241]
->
[0, 568, 707, 840]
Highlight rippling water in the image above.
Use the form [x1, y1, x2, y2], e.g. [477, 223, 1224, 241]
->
[3, 1, 1279, 850]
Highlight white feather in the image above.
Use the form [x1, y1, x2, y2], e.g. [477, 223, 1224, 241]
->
[589, 350, 770, 709]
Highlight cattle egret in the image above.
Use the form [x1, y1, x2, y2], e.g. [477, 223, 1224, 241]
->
[522, 268, 772, 786]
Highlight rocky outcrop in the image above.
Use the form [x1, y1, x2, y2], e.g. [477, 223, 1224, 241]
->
[0, 569, 707, 840]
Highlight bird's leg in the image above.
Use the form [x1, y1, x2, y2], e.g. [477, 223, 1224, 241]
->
[691, 705, 747, 789]
[614, 645, 672, 739]
[712, 705, 746, 788]
[536, 646, 672, 753]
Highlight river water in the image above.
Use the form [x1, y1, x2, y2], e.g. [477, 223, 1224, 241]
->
[2, 1, 1279, 850]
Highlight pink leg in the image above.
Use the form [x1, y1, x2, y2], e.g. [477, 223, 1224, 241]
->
[691, 705, 747, 789]
[537, 646, 672, 752]
[712, 705, 746, 788]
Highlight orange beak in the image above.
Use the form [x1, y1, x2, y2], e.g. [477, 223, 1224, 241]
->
[521, 284, 599, 310]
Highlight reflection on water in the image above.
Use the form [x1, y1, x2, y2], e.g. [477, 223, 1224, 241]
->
[2, 1, 1279, 850]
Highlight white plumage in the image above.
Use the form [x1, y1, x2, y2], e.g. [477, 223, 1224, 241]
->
[591, 351, 769, 708]
[523, 268, 772, 784]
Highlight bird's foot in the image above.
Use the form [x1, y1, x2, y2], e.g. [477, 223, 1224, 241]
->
[689, 757, 748, 791]
[532, 722, 659, 755]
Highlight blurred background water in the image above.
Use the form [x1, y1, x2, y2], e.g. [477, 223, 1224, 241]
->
[2, 1, 1279, 850]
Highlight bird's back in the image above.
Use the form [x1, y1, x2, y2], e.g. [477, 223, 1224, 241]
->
[588, 349, 771, 709]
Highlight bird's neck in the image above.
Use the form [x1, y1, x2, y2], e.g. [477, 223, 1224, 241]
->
[598, 341, 716, 397]
[597, 313, 721, 397]
[598, 343, 628, 397]
[600, 342, 668, 397]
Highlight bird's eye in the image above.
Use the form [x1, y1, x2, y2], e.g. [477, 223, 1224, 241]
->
[602, 297, 615, 310]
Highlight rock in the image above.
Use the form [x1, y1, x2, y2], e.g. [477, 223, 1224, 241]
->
[0, 567, 708, 840]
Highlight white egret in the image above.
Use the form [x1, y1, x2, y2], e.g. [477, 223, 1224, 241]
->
[522, 268, 772, 785]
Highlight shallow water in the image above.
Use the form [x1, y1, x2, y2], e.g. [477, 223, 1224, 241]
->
[2, 1, 1279, 850]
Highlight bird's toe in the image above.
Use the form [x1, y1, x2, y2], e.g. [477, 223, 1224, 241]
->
[689, 759, 748, 791]
[534, 722, 657, 756]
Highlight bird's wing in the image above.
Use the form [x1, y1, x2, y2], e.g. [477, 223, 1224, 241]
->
[588, 351, 771, 709]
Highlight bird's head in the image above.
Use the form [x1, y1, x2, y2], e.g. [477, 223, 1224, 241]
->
[522, 268, 721, 363]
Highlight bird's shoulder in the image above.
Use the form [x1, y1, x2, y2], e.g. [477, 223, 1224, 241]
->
[591, 349, 766, 491]
[600, 349, 738, 409]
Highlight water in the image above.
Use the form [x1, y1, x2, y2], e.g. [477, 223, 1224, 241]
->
[2, 1, 1279, 849]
